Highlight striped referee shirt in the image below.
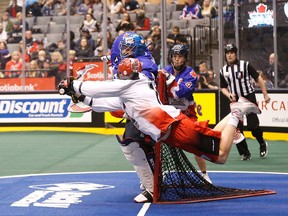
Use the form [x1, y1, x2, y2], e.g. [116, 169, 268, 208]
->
[220, 59, 259, 97]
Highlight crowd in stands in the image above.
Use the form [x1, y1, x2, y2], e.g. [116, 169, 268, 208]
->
[0, 0, 286, 89]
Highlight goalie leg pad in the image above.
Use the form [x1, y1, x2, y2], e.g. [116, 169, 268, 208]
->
[120, 142, 154, 192]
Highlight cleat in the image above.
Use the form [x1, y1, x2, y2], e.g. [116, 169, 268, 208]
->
[241, 152, 251, 161]
[237, 97, 261, 114]
[233, 129, 245, 144]
[134, 190, 153, 203]
[260, 142, 268, 158]
[201, 173, 212, 184]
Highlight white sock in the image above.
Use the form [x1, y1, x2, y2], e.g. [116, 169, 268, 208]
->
[227, 114, 239, 128]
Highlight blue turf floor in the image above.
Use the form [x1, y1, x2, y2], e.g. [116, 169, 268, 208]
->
[0, 171, 286, 216]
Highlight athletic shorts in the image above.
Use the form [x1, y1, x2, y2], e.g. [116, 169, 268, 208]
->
[165, 113, 221, 162]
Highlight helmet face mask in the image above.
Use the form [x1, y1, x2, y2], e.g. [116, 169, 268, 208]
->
[119, 33, 146, 58]
[117, 58, 142, 80]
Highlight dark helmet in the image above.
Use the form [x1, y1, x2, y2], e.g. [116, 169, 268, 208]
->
[224, 44, 238, 54]
[170, 44, 189, 59]
[170, 44, 188, 71]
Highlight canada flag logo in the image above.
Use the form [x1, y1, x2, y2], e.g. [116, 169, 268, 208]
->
[248, 3, 273, 28]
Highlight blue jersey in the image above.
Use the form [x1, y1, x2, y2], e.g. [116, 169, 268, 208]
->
[111, 33, 158, 81]
[163, 65, 198, 111]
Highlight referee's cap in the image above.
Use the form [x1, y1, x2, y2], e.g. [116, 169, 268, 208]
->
[224, 44, 238, 54]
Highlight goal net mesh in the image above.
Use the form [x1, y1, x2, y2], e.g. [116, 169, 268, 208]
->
[153, 142, 276, 204]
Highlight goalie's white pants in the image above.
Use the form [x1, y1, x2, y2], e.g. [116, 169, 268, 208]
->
[120, 142, 154, 193]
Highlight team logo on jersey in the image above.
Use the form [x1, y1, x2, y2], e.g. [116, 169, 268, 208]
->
[186, 82, 193, 88]
[190, 70, 197, 78]
[236, 71, 243, 79]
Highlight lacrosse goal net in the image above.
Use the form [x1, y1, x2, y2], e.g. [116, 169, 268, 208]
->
[153, 72, 276, 204]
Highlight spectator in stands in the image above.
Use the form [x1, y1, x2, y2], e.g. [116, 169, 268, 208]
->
[54, 0, 67, 16]
[1, 12, 14, 35]
[50, 50, 67, 84]
[109, 0, 124, 14]
[94, 31, 114, 56]
[41, 0, 55, 16]
[179, 0, 202, 19]
[265, 53, 287, 88]
[0, 41, 11, 70]
[36, 50, 51, 69]
[77, 0, 92, 15]
[167, 26, 188, 47]
[115, 12, 135, 33]
[146, 35, 160, 66]
[30, 40, 50, 61]
[57, 39, 67, 60]
[75, 37, 94, 59]
[91, 0, 103, 19]
[5, 0, 22, 18]
[135, 10, 150, 31]
[197, 61, 209, 88]
[150, 26, 161, 45]
[26, 59, 40, 77]
[26, 0, 42, 17]
[24, 30, 37, 51]
[80, 13, 101, 33]
[15, 12, 29, 30]
[5, 50, 22, 77]
[42, 58, 51, 77]
[123, 0, 141, 13]
[7, 20, 22, 44]
[0, 23, 8, 42]
[201, 0, 217, 18]
[76, 28, 96, 51]
[198, 68, 218, 89]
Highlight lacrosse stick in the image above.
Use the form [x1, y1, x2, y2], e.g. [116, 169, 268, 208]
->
[60, 64, 97, 113]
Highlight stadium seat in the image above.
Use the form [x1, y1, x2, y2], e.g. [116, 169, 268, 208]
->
[7, 43, 19, 53]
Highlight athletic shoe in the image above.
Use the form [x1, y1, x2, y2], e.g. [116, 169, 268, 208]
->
[233, 129, 245, 144]
[260, 142, 268, 158]
[201, 173, 212, 184]
[241, 152, 251, 161]
[230, 100, 261, 119]
[134, 190, 153, 203]
[237, 96, 262, 114]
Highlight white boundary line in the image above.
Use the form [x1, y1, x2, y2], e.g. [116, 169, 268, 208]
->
[137, 203, 151, 216]
[0, 170, 287, 179]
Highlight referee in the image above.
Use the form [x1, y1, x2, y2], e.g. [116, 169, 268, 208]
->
[220, 44, 271, 160]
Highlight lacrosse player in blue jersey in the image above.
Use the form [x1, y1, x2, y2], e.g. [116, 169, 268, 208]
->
[160, 44, 212, 183]
[101, 32, 159, 203]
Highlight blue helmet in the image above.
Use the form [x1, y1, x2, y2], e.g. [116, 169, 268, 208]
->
[118, 33, 147, 58]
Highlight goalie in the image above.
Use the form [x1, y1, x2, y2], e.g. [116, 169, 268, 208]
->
[59, 57, 261, 203]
